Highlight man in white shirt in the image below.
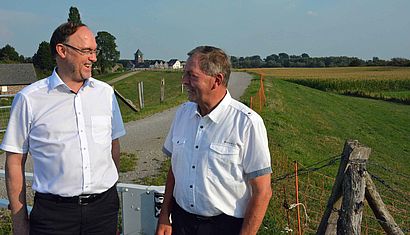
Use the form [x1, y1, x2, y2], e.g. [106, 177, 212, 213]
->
[156, 46, 272, 235]
[1, 22, 126, 234]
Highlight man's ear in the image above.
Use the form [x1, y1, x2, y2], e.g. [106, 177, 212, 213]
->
[56, 44, 67, 59]
[214, 73, 224, 86]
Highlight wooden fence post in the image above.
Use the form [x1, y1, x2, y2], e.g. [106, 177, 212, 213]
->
[160, 78, 165, 103]
[138, 81, 144, 109]
[337, 142, 371, 235]
[317, 140, 370, 234]
[365, 174, 404, 235]
[112, 86, 139, 112]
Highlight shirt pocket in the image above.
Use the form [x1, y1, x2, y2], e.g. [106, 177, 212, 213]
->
[171, 137, 186, 158]
[171, 137, 186, 171]
[207, 143, 242, 182]
[91, 116, 111, 145]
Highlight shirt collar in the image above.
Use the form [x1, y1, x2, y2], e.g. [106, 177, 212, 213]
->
[207, 90, 231, 124]
[189, 90, 232, 123]
[47, 68, 95, 91]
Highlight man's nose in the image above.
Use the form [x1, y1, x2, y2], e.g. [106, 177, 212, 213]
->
[89, 53, 97, 62]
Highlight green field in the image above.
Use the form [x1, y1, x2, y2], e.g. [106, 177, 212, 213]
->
[243, 67, 410, 234]
[103, 70, 186, 122]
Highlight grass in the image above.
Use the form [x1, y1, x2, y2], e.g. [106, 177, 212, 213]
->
[106, 70, 186, 122]
[95, 71, 132, 83]
[119, 152, 138, 173]
[241, 71, 410, 234]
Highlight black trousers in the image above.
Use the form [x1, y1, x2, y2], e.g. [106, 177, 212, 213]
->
[29, 186, 119, 235]
[171, 202, 243, 235]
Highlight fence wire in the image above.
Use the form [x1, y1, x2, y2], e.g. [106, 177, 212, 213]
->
[267, 152, 409, 234]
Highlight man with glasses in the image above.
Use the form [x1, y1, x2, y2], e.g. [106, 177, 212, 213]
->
[1, 21, 126, 234]
[156, 46, 272, 235]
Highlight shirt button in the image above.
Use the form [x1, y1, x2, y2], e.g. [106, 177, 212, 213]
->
[195, 145, 198, 149]
[190, 204, 194, 207]
[192, 165, 195, 169]
[200, 125, 203, 129]
[189, 185, 193, 188]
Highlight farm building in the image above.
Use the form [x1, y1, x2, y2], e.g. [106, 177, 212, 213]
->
[0, 63, 37, 95]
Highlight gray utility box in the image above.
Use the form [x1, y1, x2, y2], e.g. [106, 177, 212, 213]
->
[118, 183, 165, 235]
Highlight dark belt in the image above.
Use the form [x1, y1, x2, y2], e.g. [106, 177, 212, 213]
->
[173, 200, 220, 222]
[35, 186, 114, 205]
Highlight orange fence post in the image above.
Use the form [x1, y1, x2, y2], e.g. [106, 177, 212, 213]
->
[295, 161, 302, 235]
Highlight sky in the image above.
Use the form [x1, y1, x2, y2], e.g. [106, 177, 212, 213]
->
[1, 0, 409, 61]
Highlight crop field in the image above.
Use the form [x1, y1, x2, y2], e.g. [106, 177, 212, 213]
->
[241, 67, 410, 234]
[245, 67, 410, 104]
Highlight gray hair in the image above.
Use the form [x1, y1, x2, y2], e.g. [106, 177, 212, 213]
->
[188, 46, 231, 86]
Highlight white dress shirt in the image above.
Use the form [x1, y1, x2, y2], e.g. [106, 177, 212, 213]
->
[163, 91, 272, 218]
[1, 69, 126, 196]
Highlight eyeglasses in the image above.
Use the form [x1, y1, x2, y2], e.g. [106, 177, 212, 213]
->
[62, 43, 99, 56]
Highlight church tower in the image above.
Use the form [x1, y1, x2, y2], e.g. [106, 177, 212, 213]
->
[134, 49, 144, 64]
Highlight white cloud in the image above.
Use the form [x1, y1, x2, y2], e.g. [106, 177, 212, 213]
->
[307, 10, 318, 16]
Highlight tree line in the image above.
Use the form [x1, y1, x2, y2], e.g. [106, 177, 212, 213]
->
[0, 6, 120, 76]
[1, 6, 409, 78]
[231, 53, 410, 68]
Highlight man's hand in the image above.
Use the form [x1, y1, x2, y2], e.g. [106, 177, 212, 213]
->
[155, 214, 172, 235]
[5, 152, 29, 235]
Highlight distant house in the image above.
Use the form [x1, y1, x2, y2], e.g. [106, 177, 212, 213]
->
[0, 64, 37, 95]
[168, 59, 182, 69]
[149, 60, 168, 69]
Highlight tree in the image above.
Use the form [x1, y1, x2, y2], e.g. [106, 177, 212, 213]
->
[0, 44, 22, 62]
[278, 53, 289, 60]
[95, 31, 120, 74]
[32, 41, 55, 71]
[265, 54, 279, 62]
[68, 6, 82, 24]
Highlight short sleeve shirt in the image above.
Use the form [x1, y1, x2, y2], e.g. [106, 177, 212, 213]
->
[0, 69, 126, 196]
[163, 91, 272, 218]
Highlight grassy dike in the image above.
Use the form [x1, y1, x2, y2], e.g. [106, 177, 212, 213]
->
[242, 75, 410, 234]
[110, 70, 186, 122]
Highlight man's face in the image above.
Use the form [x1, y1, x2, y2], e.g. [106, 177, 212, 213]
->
[182, 55, 216, 104]
[63, 26, 97, 81]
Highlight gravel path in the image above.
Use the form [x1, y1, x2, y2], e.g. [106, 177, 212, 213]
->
[107, 71, 139, 85]
[0, 72, 253, 184]
[119, 72, 253, 182]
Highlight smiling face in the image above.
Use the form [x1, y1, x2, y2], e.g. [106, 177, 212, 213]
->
[58, 26, 97, 83]
[182, 54, 216, 106]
